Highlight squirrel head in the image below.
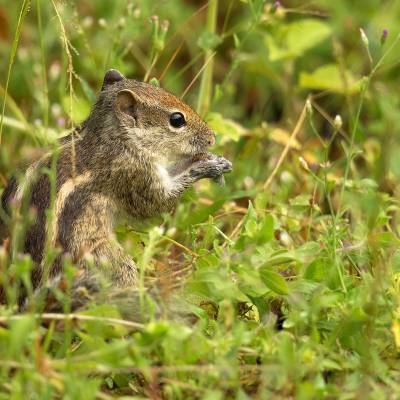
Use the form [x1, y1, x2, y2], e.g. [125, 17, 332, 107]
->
[88, 69, 216, 164]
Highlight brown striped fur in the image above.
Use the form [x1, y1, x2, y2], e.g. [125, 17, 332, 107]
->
[0, 69, 232, 308]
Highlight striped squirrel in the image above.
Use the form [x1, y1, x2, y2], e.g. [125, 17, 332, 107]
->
[0, 69, 232, 311]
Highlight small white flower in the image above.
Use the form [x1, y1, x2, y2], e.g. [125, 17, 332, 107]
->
[118, 17, 126, 28]
[98, 18, 107, 28]
[334, 115, 343, 130]
[82, 16, 93, 28]
[133, 8, 141, 18]
[51, 103, 62, 118]
[306, 99, 313, 115]
[299, 156, 310, 171]
[154, 226, 165, 236]
[360, 28, 369, 47]
[166, 227, 176, 237]
[49, 62, 61, 80]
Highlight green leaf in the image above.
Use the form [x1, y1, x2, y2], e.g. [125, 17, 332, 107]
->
[9, 315, 36, 358]
[289, 194, 311, 208]
[206, 112, 247, 143]
[62, 95, 91, 123]
[259, 267, 288, 295]
[149, 77, 160, 87]
[236, 265, 269, 297]
[248, 295, 269, 319]
[321, 359, 343, 371]
[303, 258, 325, 281]
[265, 19, 332, 61]
[292, 242, 321, 264]
[263, 251, 295, 267]
[245, 219, 258, 238]
[278, 332, 296, 368]
[299, 64, 361, 93]
[256, 213, 274, 244]
[241, 201, 258, 236]
[286, 19, 331, 56]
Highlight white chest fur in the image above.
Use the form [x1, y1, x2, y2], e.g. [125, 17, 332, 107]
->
[156, 163, 174, 192]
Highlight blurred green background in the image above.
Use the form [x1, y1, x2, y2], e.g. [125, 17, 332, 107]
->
[2, 0, 400, 398]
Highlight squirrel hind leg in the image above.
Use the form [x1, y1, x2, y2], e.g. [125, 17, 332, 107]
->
[25, 262, 198, 325]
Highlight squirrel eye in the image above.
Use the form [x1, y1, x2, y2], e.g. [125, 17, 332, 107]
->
[169, 112, 186, 128]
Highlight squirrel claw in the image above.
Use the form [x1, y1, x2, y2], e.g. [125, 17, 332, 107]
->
[213, 174, 226, 186]
[212, 157, 232, 186]
[190, 154, 232, 182]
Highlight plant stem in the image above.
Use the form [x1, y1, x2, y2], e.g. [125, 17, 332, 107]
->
[0, 0, 30, 146]
[37, 0, 49, 128]
[196, 0, 218, 117]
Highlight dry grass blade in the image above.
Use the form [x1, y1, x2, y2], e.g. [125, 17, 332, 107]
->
[223, 100, 309, 245]
[158, 41, 184, 82]
[0, 313, 144, 331]
[51, 0, 77, 178]
[181, 52, 216, 99]
[263, 100, 308, 190]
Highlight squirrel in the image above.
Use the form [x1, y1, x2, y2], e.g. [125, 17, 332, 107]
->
[0, 69, 232, 311]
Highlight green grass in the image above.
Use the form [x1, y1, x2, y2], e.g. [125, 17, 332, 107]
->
[1, 0, 400, 398]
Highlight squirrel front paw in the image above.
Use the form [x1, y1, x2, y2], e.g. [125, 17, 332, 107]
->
[189, 154, 232, 180]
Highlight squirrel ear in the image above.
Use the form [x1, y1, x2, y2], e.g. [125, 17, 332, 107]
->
[115, 89, 137, 121]
[102, 69, 125, 90]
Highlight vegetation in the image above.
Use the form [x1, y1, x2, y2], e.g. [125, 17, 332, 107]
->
[1, 0, 400, 398]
